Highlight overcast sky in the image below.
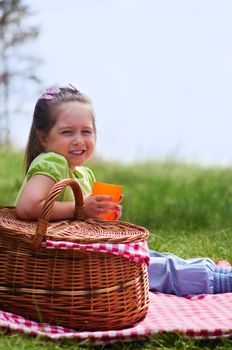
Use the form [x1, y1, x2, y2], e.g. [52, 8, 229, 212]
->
[10, 0, 232, 165]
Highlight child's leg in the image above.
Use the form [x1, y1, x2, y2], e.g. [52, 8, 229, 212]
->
[148, 251, 232, 295]
[148, 251, 215, 296]
[213, 267, 232, 293]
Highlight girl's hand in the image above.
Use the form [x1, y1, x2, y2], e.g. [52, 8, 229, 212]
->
[114, 203, 122, 220]
[114, 194, 124, 220]
[84, 194, 123, 220]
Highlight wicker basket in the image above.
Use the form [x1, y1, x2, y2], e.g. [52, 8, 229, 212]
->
[0, 179, 149, 331]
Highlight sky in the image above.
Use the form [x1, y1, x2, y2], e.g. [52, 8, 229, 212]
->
[9, 0, 232, 165]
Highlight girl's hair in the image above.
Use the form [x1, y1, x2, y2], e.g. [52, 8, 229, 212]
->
[25, 86, 96, 173]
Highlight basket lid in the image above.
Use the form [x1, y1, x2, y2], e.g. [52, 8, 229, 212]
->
[0, 179, 149, 250]
[0, 207, 149, 244]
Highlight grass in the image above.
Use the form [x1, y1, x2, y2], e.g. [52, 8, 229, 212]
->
[1, 150, 232, 349]
[0, 149, 24, 205]
[1, 332, 232, 350]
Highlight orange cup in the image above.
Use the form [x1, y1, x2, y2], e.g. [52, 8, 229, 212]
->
[92, 181, 122, 220]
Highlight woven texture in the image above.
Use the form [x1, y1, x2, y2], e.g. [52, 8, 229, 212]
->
[0, 179, 149, 331]
[1, 291, 232, 344]
[0, 209, 149, 244]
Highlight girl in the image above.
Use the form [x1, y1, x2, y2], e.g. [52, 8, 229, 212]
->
[16, 85, 122, 221]
[16, 85, 232, 297]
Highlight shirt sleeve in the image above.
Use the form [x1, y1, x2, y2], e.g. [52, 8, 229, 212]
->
[27, 152, 69, 183]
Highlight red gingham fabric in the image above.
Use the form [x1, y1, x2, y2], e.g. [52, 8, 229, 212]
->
[0, 260, 231, 344]
[1, 292, 232, 344]
[45, 240, 150, 265]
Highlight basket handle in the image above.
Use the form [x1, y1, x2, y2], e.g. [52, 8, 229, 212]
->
[31, 178, 85, 251]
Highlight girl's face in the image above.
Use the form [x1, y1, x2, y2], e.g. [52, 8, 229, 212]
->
[39, 102, 96, 171]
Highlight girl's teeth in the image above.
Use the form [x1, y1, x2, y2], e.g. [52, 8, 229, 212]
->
[71, 150, 83, 155]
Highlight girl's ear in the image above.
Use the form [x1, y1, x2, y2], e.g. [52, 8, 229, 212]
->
[36, 130, 47, 147]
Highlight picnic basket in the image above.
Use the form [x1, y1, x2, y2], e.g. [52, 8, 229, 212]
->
[0, 179, 149, 331]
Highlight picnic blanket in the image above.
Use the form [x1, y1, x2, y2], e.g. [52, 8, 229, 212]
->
[0, 255, 232, 345]
[1, 291, 232, 344]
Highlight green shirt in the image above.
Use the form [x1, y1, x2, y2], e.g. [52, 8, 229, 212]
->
[16, 152, 96, 203]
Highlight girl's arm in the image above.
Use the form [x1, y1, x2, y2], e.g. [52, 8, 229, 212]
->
[16, 175, 76, 220]
[16, 174, 122, 221]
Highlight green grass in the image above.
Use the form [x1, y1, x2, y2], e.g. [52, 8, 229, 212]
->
[1, 150, 232, 349]
[0, 149, 24, 205]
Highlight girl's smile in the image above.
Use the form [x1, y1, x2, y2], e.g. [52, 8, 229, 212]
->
[38, 102, 96, 171]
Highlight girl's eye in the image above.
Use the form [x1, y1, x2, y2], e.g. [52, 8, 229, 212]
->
[82, 130, 93, 135]
[62, 130, 73, 135]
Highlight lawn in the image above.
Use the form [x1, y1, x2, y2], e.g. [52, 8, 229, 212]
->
[0, 149, 232, 349]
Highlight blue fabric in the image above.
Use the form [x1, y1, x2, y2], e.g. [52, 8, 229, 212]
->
[213, 267, 232, 294]
[148, 251, 215, 296]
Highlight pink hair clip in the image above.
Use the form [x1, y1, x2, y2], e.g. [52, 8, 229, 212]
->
[39, 87, 60, 100]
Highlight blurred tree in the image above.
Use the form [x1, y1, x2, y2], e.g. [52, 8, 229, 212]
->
[0, 0, 40, 146]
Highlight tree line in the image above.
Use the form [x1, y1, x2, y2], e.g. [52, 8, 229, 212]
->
[0, 0, 40, 146]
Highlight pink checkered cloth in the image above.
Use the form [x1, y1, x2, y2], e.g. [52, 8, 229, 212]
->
[1, 292, 232, 344]
[0, 255, 232, 344]
[45, 239, 150, 265]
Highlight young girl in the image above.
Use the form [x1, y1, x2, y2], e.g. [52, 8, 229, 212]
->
[16, 85, 122, 221]
[16, 85, 232, 297]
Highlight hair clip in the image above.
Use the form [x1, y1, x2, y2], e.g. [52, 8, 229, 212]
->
[39, 87, 60, 100]
[68, 83, 80, 93]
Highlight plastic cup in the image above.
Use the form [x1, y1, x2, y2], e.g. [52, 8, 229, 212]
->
[92, 182, 122, 220]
